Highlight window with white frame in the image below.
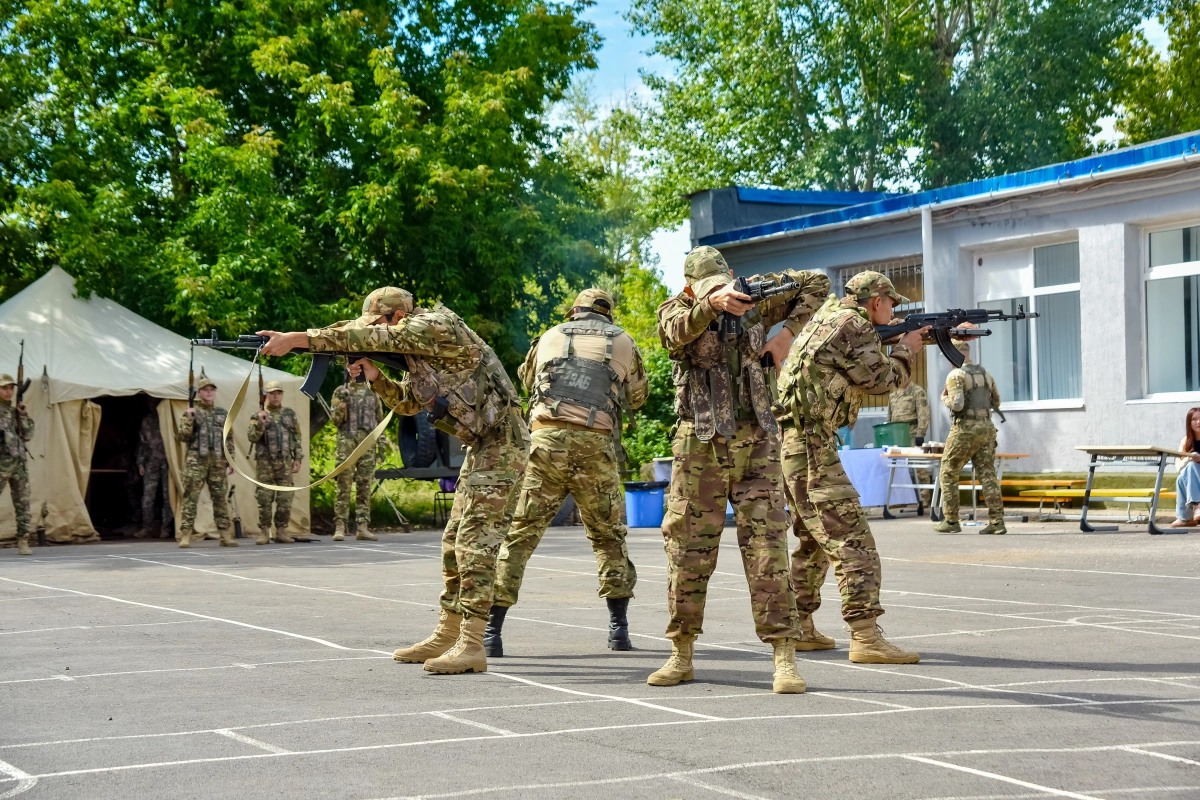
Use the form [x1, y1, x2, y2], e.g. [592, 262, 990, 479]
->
[975, 241, 1082, 403]
[1145, 224, 1200, 394]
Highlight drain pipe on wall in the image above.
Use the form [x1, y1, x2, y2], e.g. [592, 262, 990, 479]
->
[919, 204, 949, 443]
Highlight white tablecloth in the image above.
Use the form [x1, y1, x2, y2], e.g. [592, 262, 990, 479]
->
[839, 448, 917, 507]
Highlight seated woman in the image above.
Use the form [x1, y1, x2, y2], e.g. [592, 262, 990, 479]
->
[1172, 407, 1200, 528]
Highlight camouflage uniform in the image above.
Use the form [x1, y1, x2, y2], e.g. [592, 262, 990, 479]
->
[176, 387, 234, 542]
[247, 393, 302, 533]
[939, 356, 1004, 527]
[0, 384, 34, 550]
[136, 411, 172, 535]
[888, 383, 932, 506]
[658, 249, 829, 644]
[330, 381, 382, 533]
[777, 279, 917, 624]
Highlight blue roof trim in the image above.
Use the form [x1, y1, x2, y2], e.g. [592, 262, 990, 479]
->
[704, 133, 1200, 247]
[735, 187, 895, 206]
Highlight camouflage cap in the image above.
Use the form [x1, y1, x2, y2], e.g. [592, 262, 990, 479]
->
[573, 288, 615, 316]
[264, 380, 284, 393]
[359, 286, 414, 322]
[196, 370, 216, 391]
[844, 271, 908, 306]
[683, 246, 733, 300]
[0, 374, 13, 387]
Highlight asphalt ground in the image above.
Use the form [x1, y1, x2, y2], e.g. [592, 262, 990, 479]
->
[2, 513, 1200, 800]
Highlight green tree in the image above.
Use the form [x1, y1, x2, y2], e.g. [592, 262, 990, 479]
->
[0, 0, 604, 369]
[629, 0, 1155, 225]
[1117, 1, 1200, 143]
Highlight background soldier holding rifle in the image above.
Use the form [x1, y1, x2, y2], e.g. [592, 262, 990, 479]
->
[248, 379, 303, 544]
[0, 363, 34, 556]
[177, 372, 237, 548]
[330, 377, 384, 542]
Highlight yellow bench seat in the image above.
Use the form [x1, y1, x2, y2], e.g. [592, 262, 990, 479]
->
[1019, 489, 1176, 500]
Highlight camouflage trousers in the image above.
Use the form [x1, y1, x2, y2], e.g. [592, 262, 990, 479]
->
[494, 427, 636, 608]
[0, 456, 31, 539]
[781, 423, 883, 623]
[661, 419, 800, 643]
[939, 420, 1003, 525]
[438, 413, 529, 621]
[180, 452, 231, 535]
[335, 436, 375, 529]
[141, 459, 173, 532]
[255, 459, 294, 531]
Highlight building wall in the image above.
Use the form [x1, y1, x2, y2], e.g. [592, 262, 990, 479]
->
[710, 170, 1200, 472]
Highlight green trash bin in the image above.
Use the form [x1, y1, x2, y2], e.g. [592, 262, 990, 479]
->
[873, 422, 912, 448]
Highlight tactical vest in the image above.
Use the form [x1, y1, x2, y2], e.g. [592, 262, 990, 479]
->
[674, 306, 778, 442]
[0, 404, 26, 460]
[531, 317, 623, 428]
[256, 408, 298, 460]
[191, 405, 229, 459]
[339, 388, 378, 436]
[778, 296, 866, 435]
[954, 363, 996, 422]
[402, 304, 522, 446]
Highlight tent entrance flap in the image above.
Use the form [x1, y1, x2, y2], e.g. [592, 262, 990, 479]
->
[87, 394, 163, 538]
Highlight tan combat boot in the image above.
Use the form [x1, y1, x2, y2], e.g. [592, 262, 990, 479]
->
[274, 526, 295, 544]
[796, 615, 836, 651]
[979, 522, 1007, 535]
[16, 537, 32, 556]
[772, 639, 807, 694]
[423, 616, 488, 674]
[848, 618, 920, 664]
[933, 520, 960, 533]
[132, 528, 150, 539]
[178, 529, 193, 548]
[218, 526, 238, 547]
[647, 634, 696, 686]
[393, 610, 462, 663]
[356, 526, 378, 541]
[255, 528, 270, 545]
[332, 520, 346, 541]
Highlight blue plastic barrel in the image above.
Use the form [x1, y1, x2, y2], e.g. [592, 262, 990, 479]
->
[624, 481, 669, 528]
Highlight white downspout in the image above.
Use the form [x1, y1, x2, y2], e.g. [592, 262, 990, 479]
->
[920, 205, 944, 442]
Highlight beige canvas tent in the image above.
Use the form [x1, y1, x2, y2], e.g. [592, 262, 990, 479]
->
[0, 267, 310, 543]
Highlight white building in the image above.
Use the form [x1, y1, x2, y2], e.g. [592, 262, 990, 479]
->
[689, 132, 1200, 472]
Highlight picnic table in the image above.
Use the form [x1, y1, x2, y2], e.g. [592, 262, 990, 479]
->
[881, 450, 1029, 521]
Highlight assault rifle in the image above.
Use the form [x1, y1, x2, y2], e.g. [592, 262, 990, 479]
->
[717, 274, 799, 342]
[875, 306, 1038, 369]
[191, 331, 409, 399]
[15, 340, 31, 437]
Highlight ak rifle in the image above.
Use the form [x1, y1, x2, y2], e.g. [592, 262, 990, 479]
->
[875, 306, 1038, 369]
[717, 274, 798, 342]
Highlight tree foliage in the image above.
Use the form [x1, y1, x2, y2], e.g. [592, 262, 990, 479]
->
[1117, 1, 1200, 143]
[629, 0, 1156, 225]
[0, 0, 605, 368]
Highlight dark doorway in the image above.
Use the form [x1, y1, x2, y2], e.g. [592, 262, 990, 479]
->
[88, 394, 159, 538]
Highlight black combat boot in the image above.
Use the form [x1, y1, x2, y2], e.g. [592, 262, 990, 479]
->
[483, 605, 507, 658]
[607, 598, 632, 651]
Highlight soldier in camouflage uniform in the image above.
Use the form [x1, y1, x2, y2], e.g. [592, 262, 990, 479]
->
[934, 337, 1005, 534]
[484, 288, 648, 657]
[135, 400, 173, 538]
[248, 380, 303, 545]
[652, 246, 829, 694]
[176, 372, 237, 548]
[330, 380, 383, 541]
[0, 374, 34, 556]
[777, 271, 926, 664]
[260, 286, 529, 676]
[888, 382, 932, 508]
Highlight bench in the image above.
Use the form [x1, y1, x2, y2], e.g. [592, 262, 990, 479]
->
[1020, 489, 1178, 522]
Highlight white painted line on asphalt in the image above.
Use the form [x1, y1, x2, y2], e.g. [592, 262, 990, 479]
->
[0, 594, 77, 603]
[0, 759, 35, 799]
[885, 601, 1200, 643]
[882, 556, 1200, 581]
[666, 773, 774, 800]
[0, 620, 204, 637]
[902, 756, 1102, 800]
[1119, 746, 1200, 766]
[0, 655, 389, 687]
[213, 729, 293, 755]
[427, 712, 516, 737]
[488, 671, 724, 721]
[884, 589, 1200, 621]
[886, 623, 1078, 640]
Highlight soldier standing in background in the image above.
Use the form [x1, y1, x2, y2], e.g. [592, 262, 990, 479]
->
[934, 336, 1006, 535]
[652, 246, 829, 694]
[777, 271, 925, 664]
[0, 374, 34, 556]
[176, 372, 236, 548]
[248, 380, 303, 545]
[258, 286, 529, 675]
[135, 398, 173, 538]
[888, 381, 932, 508]
[330, 379, 382, 542]
[484, 288, 648, 656]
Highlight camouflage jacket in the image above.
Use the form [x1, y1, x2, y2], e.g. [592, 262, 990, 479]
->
[248, 407, 302, 462]
[135, 413, 166, 468]
[943, 362, 1001, 424]
[777, 295, 917, 437]
[888, 383, 930, 439]
[308, 302, 523, 447]
[330, 383, 382, 442]
[176, 402, 233, 461]
[0, 399, 34, 460]
[657, 269, 830, 441]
